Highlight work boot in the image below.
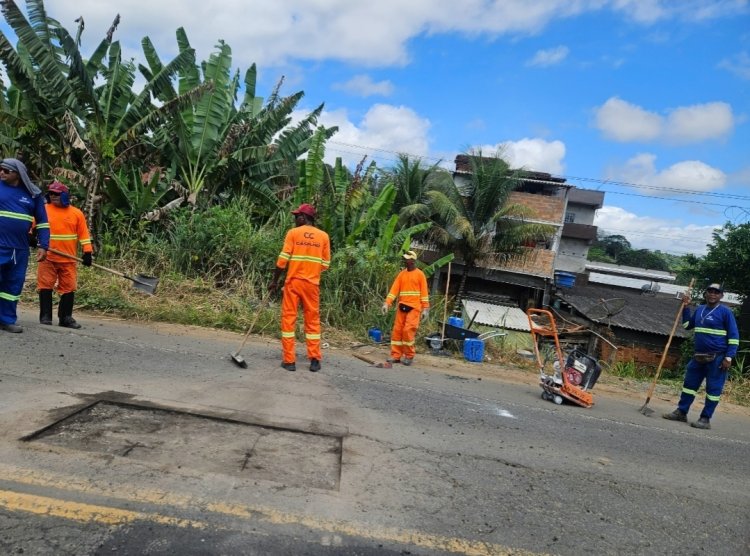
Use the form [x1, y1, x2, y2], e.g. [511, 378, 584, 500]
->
[662, 409, 687, 422]
[281, 362, 296, 372]
[402, 357, 413, 366]
[58, 292, 81, 329]
[691, 416, 711, 430]
[0, 323, 23, 333]
[309, 359, 321, 372]
[386, 358, 401, 364]
[39, 289, 53, 325]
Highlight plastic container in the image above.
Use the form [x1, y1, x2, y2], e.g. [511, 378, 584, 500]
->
[448, 316, 464, 329]
[463, 338, 485, 362]
[554, 271, 576, 288]
[368, 327, 382, 343]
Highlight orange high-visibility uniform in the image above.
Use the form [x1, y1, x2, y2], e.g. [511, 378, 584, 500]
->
[385, 268, 429, 360]
[37, 204, 93, 294]
[276, 224, 330, 364]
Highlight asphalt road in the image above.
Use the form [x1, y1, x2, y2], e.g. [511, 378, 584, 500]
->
[1, 308, 748, 555]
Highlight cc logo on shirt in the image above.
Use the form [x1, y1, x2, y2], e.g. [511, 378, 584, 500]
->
[304, 232, 314, 239]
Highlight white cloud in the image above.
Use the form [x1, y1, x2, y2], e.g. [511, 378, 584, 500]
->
[594, 98, 663, 142]
[664, 102, 734, 143]
[606, 153, 727, 193]
[594, 205, 719, 255]
[719, 51, 750, 80]
[478, 138, 566, 174]
[594, 97, 734, 144]
[332, 75, 394, 97]
[612, 0, 748, 24]
[315, 104, 431, 167]
[38, 1, 748, 70]
[526, 46, 569, 67]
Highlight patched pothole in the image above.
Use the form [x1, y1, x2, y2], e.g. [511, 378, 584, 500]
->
[25, 401, 342, 490]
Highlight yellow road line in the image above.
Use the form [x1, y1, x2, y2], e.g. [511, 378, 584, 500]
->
[0, 463, 543, 556]
[0, 489, 205, 529]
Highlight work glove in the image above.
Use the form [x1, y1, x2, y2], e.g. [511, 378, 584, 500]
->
[380, 303, 389, 315]
[82, 252, 93, 267]
[28, 230, 38, 248]
[421, 309, 430, 320]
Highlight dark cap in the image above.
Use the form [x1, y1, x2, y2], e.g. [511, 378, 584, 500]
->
[705, 283, 723, 293]
[291, 203, 316, 218]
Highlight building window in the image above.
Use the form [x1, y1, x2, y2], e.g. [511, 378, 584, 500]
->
[564, 212, 576, 223]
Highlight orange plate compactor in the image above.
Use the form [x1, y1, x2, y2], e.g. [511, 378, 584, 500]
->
[527, 309, 601, 408]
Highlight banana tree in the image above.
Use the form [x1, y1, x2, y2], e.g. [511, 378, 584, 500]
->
[143, 29, 333, 211]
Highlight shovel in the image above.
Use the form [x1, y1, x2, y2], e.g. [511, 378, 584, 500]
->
[639, 279, 694, 416]
[352, 353, 393, 368]
[45, 247, 159, 295]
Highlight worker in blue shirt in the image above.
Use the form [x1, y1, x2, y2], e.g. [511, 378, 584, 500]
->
[663, 283, 739, 430]
[0, 158, 50, 333]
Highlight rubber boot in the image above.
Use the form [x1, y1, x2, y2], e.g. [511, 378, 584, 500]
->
[39, 289, 53, 325]
[58, 292, 81, 329]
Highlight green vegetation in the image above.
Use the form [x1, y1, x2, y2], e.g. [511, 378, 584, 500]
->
[3, 1, 748, 407]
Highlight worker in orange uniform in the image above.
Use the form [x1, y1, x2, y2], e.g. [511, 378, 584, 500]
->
[269, 203, 330, 373]
[381, 251, 430, 366]
[37, 181, 93, 329]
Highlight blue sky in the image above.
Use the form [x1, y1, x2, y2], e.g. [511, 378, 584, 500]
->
[4, 0, 750, 255]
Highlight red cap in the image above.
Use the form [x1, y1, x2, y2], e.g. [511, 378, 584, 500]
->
[48, 181, 69, 194]
[291, 203, 316, 218]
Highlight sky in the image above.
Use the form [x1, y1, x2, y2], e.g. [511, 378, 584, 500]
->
[3, 0, 750, 256]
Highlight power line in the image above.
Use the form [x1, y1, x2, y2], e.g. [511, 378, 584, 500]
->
[326, 140, 750, 203]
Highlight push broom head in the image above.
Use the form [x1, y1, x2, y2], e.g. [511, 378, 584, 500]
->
[230, 353, 248, 369]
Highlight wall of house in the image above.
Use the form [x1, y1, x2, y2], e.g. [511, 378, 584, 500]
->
[601, 342, 682, 370]
[556, 239, 590, 273]
[508, 191, 565, 223]
[488, 247, 556, 277]
[564, 202, 597, 225]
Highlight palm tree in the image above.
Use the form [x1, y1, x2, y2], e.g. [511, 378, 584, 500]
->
[384, 153, 446, 215]
[417, 149, 555, 304]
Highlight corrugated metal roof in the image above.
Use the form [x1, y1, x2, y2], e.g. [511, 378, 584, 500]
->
[556, 283, 690, 337]
[588, 273, 741, 305]
[462, 300, 530, 331]
[585, 262, 675, 281]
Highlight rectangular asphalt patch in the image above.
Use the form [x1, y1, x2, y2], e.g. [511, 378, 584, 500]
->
[24, 401, 342, 490]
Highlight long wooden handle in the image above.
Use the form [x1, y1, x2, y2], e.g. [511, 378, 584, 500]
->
[441, 261, 452, 340]
[644, 278, 695, 399]
[46, 247, 128, 280]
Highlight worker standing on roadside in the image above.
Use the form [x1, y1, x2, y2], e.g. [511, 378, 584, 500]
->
[381, 250, 430, 366]
[0, 158, 49, 333]
[269, 203, 330, 373]
[37, 181, 93, 329]
[663, 283, 739, 430]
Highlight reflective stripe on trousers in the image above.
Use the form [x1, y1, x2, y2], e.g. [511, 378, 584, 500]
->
[0, 247, 30, 325]
[390, 307, 421, 360]
[678, 356, 727, 419]
[280, 278, 321, 363]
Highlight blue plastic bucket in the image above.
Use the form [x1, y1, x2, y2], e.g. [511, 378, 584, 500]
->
[554, 271, 576, 288]
[463, 338, 485, 362]
[448, 316, 464, 329]
[368, 327, 382, 343]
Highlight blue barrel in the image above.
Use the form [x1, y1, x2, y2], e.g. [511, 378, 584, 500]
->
[554, 271, 576, 288]
[448, 316, 464, 328]
[368, 327, 382, 343]
[463, 338, 485, 362]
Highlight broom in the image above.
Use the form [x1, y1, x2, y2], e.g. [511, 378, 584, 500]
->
[639, 278, 694, 416]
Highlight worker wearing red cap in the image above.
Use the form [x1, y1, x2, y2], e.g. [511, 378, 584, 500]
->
[381, 250, 430, 365]
[269, 203, 330, 372]
[37, 181, 93, 329]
